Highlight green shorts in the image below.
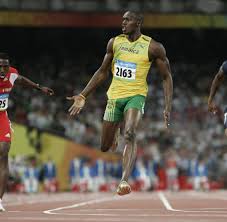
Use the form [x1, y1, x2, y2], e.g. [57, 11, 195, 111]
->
[103, 95, 146, 122]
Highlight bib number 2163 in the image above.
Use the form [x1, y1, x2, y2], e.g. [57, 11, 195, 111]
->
[116, 67, 132, 78]
[114, 59, 136, 80]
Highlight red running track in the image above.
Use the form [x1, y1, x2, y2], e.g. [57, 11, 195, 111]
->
[1, 191, 227, 222]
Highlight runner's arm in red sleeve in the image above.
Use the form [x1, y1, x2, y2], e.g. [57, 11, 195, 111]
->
[15, 75, 54, 96]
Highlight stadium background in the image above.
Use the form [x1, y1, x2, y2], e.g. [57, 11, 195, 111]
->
[2, 0, 227, 191]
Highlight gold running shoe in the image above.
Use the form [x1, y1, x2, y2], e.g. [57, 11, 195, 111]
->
[116, 181, 131, 196]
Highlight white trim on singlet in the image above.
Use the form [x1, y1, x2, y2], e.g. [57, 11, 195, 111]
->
[9, 73, 18, 85]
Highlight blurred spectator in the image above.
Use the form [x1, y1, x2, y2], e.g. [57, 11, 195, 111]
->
[165, 150, 179, 191]
[42, 157, 58, 192]
[69, 157, 82, 192]
[23, 159, 40, 193]
[79, 160, 95, 192]
[193, 155, 209, 191]
[93, 158, 107, 192]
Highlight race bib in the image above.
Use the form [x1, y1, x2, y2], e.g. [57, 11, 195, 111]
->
[114, 59, 136, 81]
[0, 94, 9, 111]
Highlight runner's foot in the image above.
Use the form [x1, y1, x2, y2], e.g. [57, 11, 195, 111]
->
[116, 181, 131, 196]
[0, 200, 5, 212]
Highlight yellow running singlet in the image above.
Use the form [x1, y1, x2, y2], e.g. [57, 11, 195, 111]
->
[107, 34, 152, 99]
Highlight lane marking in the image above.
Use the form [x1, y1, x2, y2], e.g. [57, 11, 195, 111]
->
[43, 197, 116, 215]
[78, 208, 162, 211]
[158, 192, 176, 211]
[158, 192, 227, 213]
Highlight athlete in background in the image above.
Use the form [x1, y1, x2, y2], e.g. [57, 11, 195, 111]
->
[208, 61, 227, 136]
[67, 11, 173, 195]
[0, 53, 54, 211]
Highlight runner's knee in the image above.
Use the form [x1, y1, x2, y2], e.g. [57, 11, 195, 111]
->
[124, 128, 136, 143]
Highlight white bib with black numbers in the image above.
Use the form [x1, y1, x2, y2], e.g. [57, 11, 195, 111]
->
[0, 94, 9, 111]
[114, 59, 136, 81]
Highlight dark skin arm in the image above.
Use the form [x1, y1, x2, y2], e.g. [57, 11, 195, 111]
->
[149, 40, 173, 128]
[208, 67, 225, 114]
[67, 38, 114, 115]
[15, 75, 54, 96]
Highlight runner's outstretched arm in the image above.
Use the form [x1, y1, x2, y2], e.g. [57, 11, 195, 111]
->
[15, 75, 54, 96]
[67, 38, 114, 115]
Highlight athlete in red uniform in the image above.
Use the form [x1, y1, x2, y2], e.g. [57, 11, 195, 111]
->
[0, 53, 54, 211]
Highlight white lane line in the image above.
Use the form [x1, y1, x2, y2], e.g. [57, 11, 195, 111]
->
[44, 213, 160, 216]
[79, 208, 162, 211]
[43, 197, 116, 215]
[158, 192, 176, 211]
[5, 209, 163, 214]
[158, 192, 227, 213]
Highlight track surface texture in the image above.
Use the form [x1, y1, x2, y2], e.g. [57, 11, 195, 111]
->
[1, 191, 227, 222]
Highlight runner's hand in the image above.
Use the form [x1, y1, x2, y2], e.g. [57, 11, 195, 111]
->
[208, 101, 218, 115]
[40, 86, 54, 96]
[163, 109, 170, 129]
[67, 94, 86, 115]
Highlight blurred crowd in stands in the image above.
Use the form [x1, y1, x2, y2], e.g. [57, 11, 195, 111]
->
[7, 152, 215, 193]
[8, 155, 58, 193]
[4, 28, 227, 191]
[1, 0, 227, 14]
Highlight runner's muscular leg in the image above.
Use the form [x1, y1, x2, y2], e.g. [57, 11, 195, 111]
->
[101, 121, 120, 152]
[0, 142, 10, 198]
[121, 108, 142, 182]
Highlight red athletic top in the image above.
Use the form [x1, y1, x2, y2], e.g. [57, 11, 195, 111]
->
[0, 67, 19, 111]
